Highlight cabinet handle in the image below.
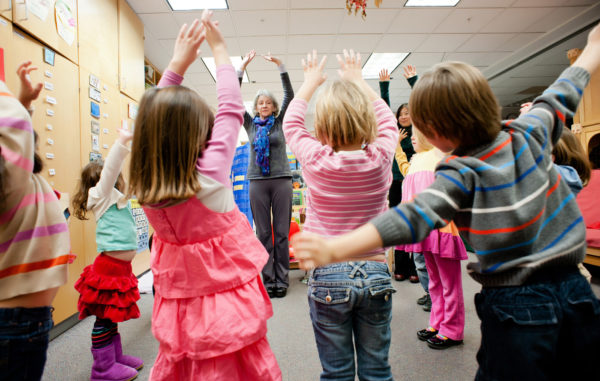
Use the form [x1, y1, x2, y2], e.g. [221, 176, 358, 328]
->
[15, 0, 28, 21]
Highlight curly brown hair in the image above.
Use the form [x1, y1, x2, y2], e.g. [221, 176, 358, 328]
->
[72, 160, 125, 220]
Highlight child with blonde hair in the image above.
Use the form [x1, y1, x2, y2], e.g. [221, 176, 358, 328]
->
[293, 23, 600, 381]
[282, 49, 398, 380]
[127, 11, 280, 380]
[395, 127, 467, 349]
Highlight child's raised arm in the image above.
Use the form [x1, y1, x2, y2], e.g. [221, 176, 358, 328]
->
[94, 129, 132, 198]
[195, 13, 244, 186]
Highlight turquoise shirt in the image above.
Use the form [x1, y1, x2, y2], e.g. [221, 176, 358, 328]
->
[96, 202, 138, 252]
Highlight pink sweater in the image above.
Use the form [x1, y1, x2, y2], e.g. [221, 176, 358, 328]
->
[283, 98, 398, 257]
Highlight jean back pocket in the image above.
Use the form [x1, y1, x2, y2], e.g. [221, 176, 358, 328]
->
[492, 303, 558, 325]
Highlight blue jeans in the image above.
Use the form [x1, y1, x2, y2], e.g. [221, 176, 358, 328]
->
[474, 267, 600, 381]
[412, 253, 429, 293]
[308, 261, 395, 381]
[0, 306, 53, 381]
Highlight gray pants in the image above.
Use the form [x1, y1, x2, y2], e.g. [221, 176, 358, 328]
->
[249, 177, 292, 289]
[413, 252, 429, 293]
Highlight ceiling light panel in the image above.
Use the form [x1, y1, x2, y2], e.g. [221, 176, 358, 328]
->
[405, 0, 460, 6]
[362, 53, 410, 80]
[166, 0, 228, 11]
[202, 57, 249, 82]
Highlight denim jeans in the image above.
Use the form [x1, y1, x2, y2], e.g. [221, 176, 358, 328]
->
[474, 267, 600, 381]
[0, 306, 53, 381]
[308, 261, 395, 381]
[412, 253, 429, 293]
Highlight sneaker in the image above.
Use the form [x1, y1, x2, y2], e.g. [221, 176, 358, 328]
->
[427, 334, 463, 349]
[417, 327, 438, 341]
[416, 294, 429, 305]
[422, 294, 432, 312]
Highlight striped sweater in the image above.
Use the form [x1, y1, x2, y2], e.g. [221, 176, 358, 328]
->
[372, 66, 590, 287]
[0, 81, 71, 300]
[283, 98, 398, 257]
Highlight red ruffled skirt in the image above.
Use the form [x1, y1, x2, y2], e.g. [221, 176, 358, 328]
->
[74, 253, 140, 322]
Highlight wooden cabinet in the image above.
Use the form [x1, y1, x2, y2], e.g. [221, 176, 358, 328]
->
[118, 0, 144, 102]
[78, 0, 119, 86]
[11, 30, 83, 323]
[12, 0, 78, 64]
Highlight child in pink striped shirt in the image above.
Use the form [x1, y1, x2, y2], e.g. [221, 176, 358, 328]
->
[282, 50, 398, 380]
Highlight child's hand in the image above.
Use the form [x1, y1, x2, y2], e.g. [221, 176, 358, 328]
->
[379, 68, 390, 82]
[166, 18, 206, 76]
[302, 50, 327, 89]
[398, 128, 408, 142]
[519, 102, 533, 115]
[291, 232, 335, 270]
[202, 10, 230, 66]
[17, 61, 43, 110]
[241, 50, 256, 71]
[263, 52, 282, 67]
[573, 22, 600, 75]
[117, 128, 133, 144]
[403, 64, 417, 79]
[336, 49, 363, 83]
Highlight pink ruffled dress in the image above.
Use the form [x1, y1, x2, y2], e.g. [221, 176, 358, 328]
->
[143, 65, 281, 381]
[397, 149, 467, 260]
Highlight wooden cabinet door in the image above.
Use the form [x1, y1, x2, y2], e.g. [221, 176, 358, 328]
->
[11, 29, 83, 323]
[118, 0, 144, 102]
[78, 0, 118, 86]
[12, 0, 78, 64]
[1, 0, 12, 21]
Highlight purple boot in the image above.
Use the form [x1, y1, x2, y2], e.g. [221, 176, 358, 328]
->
[113, 333, 144, 370]
[90, 345, 138, 381]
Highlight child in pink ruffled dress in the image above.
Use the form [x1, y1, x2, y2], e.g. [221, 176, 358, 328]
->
[127, 11, 281, 381]
[395, 127, 468, 349]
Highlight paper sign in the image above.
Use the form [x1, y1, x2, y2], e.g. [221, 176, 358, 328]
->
[44, 81, 54, 91]
[89, 152, 102, 162]
[46, 96, 57, 105]
[48, 168, 56, 176]
[130, 198, 150, 253]
[46, 109, 54, 116]
[44, 70, 53, 78]
[47, 138, 54, 145]
[91, 120, 100, 135]
[55, 0, 76, 46]
[103, 128, 109, 134]
[45, 153, 54, 159]
[91, 134, 100, 152]
[128, 103, 138, 119]
[89, 74, 100, 89]
[90, 101, 100, 118]
[89, 87, 101, 102]
[103, 113, 109, 119]
[103, 144, 109, 149]
[43, 48, 55, 66]
[46, 124, 53, 131]
[28, 0, 51, 21]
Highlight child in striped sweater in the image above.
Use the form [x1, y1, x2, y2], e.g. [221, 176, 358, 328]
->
[293, 23, 600, 380]
[0, 62, 71, 380]
[283, 49, 398, 380]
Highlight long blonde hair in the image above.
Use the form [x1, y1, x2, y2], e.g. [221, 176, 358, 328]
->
[314, 80, 377, 150]
[128, 86, 214, 204]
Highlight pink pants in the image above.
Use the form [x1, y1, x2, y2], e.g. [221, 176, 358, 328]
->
[423, 253, 465, 341]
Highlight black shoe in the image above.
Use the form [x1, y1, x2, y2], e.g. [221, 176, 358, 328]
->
[416, 294, 429, 305]
[417, 328, 438, 341]
[266, 287, 275, 299]
[422, 294, 432, 312]
[427, 334, 463, 349]
[409, 275, 419, 283]
[274, 287, 287, 298]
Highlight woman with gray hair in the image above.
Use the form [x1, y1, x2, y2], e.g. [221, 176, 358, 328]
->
[238, 50, 294, 298]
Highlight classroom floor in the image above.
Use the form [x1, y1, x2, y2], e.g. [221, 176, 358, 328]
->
[42, 256, 600, 381]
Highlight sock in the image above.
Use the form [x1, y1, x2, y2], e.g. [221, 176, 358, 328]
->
[92, 318, 118, 349]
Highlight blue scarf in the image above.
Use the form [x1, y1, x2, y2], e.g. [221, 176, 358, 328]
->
[253, 115, 275, 176]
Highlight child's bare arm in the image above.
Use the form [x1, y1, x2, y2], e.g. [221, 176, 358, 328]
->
[572, 22, 600, 76]
[16, 61, 43, 111]
[96, 129, 132, 197]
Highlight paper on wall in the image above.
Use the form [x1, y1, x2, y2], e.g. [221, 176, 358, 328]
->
[28, 0, 52, 21]
[55, 0, 76, 46]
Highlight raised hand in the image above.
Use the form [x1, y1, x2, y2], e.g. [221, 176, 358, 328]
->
[398, 128, 408, 142]
[17, 61, 43, 110]
[263, 52, 282, 66]
[117, 128, 133, 145]
[167, 17, 206, 76]
[201, 10, 229, 66]
[336, 49, 363, 83]
[241, 50, 256, 71]
[379, 68, 390, 82]
[403, 64, 417, 79]
[296, 50, 327, 102]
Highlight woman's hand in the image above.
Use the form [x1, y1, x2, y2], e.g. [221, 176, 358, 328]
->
[379, 68, 390, 82]
[166, 16, 207, 76]
[263, 52, 282, 67]
[398, 128, 408, 142]
[17, 61, 43, 110]
[241, 50, 256, 71]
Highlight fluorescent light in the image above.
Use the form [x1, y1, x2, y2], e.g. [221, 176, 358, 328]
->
[361, 53, 409, 80]
[244, 101, 254, 115]
[166, 0, 228, 11]
[202, 57, 249, 83]
[405, 0, 460, 6]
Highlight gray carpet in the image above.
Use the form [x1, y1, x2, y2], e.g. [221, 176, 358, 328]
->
[42, 259, 600, 380]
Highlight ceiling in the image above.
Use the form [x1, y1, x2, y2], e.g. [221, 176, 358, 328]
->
[129, 0, 600, 118]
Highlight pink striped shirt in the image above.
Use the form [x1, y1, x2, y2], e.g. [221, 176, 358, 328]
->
[283, 98, 398, 257]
